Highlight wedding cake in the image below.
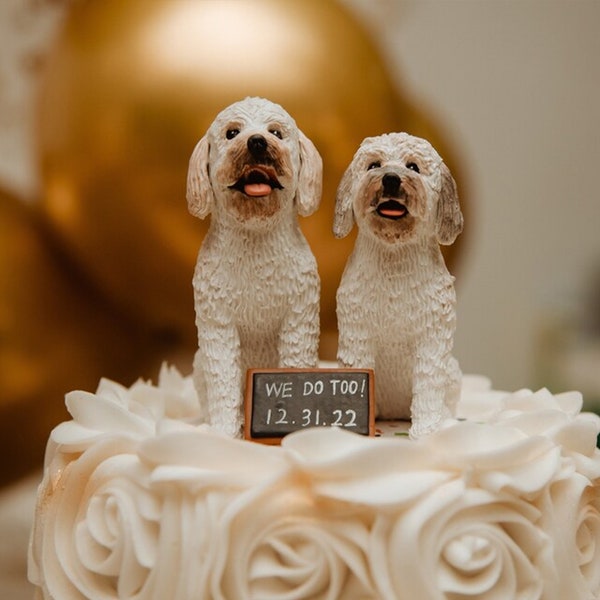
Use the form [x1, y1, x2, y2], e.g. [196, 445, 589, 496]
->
[28, 367, 600, 599]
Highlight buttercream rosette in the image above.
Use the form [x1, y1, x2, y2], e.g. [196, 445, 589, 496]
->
[28, 369, 600, 599]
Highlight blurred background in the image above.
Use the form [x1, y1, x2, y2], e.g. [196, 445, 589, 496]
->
[0, 0, 599, 595]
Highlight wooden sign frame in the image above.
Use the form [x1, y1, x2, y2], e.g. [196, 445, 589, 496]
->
[244, 367, 375, 444]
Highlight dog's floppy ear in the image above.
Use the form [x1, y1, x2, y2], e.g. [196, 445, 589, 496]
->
[436, 163, 463, 245]
[186, 136, 213, 219]
[333, 163, 355, 238]
[295, 131, 323, 217]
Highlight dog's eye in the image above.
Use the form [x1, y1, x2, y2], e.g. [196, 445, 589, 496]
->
[226, 129, 240, 140]
[406, 162, 420, 173]
[269, 129, 283, 139]
[367, 161, 381, 171]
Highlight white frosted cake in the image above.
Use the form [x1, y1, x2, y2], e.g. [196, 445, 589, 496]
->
[28, 366, 600, 599]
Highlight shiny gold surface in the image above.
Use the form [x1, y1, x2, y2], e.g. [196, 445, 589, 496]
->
[0, 189, 166, 485]
[39, 0, 464, 359]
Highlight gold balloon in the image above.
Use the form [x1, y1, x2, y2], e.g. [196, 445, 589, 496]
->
[39, 0, 465, 360]
[0, 189, 166, 485]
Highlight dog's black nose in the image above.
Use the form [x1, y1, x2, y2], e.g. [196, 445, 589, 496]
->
[382, 173, 401, 196]
[248, 134, 268, 156]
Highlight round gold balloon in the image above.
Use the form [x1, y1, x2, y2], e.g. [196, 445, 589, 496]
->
[39, 0, 465, 360]
[0, 188, 166, 485]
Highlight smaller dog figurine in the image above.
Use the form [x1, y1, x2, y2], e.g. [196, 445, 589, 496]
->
[334, 132, 463, 437]
[187, 97, 322, 436]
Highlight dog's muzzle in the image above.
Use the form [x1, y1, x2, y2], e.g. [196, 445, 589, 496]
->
[376, 173, 408, 220]
[227, 134, 285, 198]
[228, 165, 283, 198]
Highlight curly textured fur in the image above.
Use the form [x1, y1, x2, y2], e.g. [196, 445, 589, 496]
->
[187, 98, 322, 436]
[334, 133, 463, 438]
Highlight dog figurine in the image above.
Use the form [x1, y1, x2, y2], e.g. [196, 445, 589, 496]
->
[334, 132, 463, 438]
[187, 97, 322, 436]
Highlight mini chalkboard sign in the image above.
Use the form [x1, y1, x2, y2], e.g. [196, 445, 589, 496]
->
[244, 368, 375, 444]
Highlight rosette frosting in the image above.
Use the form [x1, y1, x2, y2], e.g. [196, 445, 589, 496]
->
[28, 369, 600, 599]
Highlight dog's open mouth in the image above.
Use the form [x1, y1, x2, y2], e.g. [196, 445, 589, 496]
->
[229, 167, 283, 198]
[376, 199, 408, 220]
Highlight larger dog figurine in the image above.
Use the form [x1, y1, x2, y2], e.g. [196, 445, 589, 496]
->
[187, 97, 322, 436]
[334, 132, 463, 438]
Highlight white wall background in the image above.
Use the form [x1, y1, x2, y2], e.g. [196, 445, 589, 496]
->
[1, 0, 599, 394]
[350, 0, 600, 392]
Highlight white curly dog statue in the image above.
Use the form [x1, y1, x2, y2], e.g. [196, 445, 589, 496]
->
[334, 132, 463, 438]
[187, 97, 322, 437]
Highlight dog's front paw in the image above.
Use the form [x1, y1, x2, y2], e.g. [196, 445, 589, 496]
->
[209, 413, 244, 438]
[220, 425, 243, 439]
[408, 415, 447, 439]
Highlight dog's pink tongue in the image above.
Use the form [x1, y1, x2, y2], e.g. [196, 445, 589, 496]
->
[379, 206, 406, 218]
[244, 183, 272, 197]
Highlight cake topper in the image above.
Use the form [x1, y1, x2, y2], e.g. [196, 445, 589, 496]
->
[187, 97, 322, 437]
[334, 132, 463, 438]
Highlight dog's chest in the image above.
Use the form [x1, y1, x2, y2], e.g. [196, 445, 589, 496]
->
[339, 253, 454, 337]
[236, 261, 293, 316]
[374, 275, 434, 335]
[195, 244, 313, 326]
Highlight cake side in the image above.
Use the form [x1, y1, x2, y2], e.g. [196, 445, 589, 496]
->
[28, 366, 600, 599]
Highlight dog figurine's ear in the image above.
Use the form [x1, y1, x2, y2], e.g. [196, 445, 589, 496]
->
[187, 136, 213, 219]
[333, 163, 355, 238]
[436, 163, 463, 245]
[295, 131, 323, 217]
